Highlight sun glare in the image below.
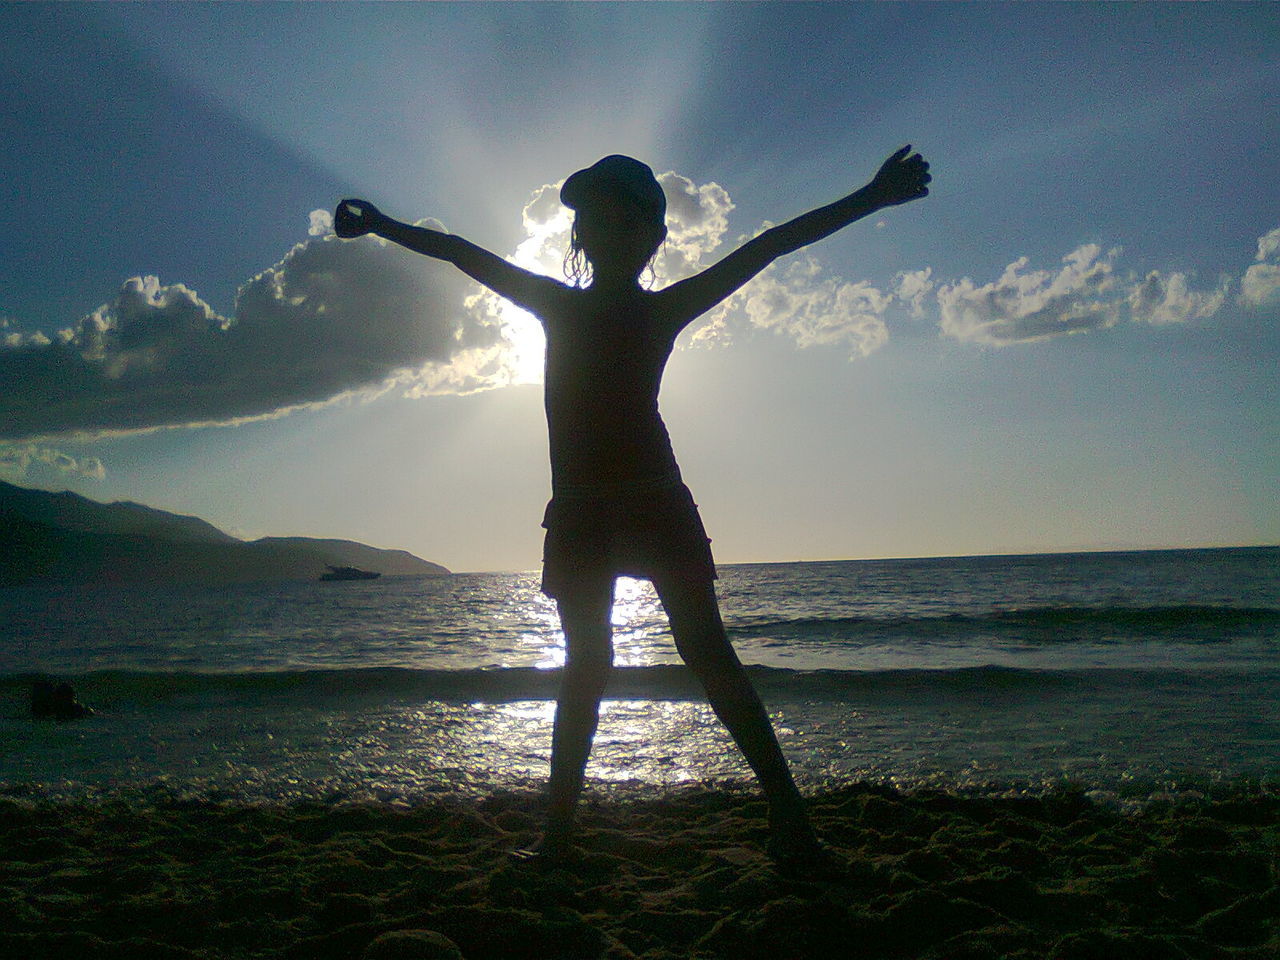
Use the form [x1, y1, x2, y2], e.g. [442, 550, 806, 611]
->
[611, 577, 663, 667]
[482, 187, 579, 386]
[498, 305, 546, 385]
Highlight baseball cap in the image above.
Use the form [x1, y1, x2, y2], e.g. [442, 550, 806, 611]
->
[560, 155, 666, 222]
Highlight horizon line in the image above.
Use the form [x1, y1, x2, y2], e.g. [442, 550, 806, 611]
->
[452, 542, 1279, 577]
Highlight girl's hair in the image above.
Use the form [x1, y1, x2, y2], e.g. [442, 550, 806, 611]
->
[562, 215, 665, 289]
[563, 220, 591, 287]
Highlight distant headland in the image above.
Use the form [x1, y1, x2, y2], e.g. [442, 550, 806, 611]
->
[0, 481, 449, 586]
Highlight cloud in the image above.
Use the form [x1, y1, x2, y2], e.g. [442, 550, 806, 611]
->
[1, 315, 52, 348]
[496, 169, 735, 288]
[500, 170, 985, 360]
[15, 187, 1261, 447]
[2, 174, 750, 441]
[937, 244, 1126, 345]
[1240, 226, 1280, 308]
[653, 172, 734, 283]
[933, 227, 1280, 346]
[499, 172, 887, 358]
[1257, 226, 1280, 262]
[1128, 270, 1229, 325]
[936, 244, 1238, 345]
[694, 256, 891, 358]
[460, 169, 746, 382]
[0, 444, 105, 482]
[0, 215, 500, 441]
[508, 183, 577, 280]
[893, 267, 934, 319]
[308, 209, 334, 237]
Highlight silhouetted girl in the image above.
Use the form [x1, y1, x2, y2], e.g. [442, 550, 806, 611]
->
[336, 146, 930, 865]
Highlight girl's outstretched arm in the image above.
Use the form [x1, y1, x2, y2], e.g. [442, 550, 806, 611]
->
[658, 146, 930, 326]
[334, 199, 567, 316]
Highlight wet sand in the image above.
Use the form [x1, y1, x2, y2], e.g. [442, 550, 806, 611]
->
[2, 783, 1277, 959]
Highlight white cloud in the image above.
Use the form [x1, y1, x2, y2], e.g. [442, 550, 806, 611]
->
[2, 314, 50, 348]
[509, 183, 576, 280]
[937, 244, 1126, 345]
[308, 208, 334, 237]
[498, 169, 736, 288]
[0, 444, 105, 482]
[653, 172, 734, 284]
[401, 341, 524, 398]
[1, 176, 780, 441]
[1129, 270, 1229, 325]
[483, 206, 1276, 364]
[3, 330, 51, 348]
[497, 172, 887, 359]
[893, 267, 934, 318]
[934, 235, 1269, 345]
[461, 169, 743, 383]
[1257, 226, 1280, 262]
[1240, 225, 1280, 308]
[1241, 264, 1280, 308]
[0, 214, 498, 441]
[695, 256, 891, 358]
[18, 190, 1258, 447]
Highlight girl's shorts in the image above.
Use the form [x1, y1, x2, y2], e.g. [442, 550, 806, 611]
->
[540, 482, 716, 599]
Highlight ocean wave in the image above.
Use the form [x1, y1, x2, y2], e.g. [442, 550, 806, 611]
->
[4, 662, 1274, 710]
[726, 605, 1280, 644]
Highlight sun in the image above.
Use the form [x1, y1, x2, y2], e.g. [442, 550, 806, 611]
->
[499, 304, 546, 385]
[489, 190, 577, 385]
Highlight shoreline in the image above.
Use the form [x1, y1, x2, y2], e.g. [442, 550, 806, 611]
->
[4, 782, 1276, 959]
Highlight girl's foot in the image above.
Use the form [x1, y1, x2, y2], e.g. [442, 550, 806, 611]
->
[510, 823, 578, 864]
[766, 815, 844, 877]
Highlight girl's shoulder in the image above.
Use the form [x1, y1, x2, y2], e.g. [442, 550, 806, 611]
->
[544, 283, 660, 315]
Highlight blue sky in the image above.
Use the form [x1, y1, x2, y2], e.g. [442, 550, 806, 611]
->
[2, 2, 1277, 572]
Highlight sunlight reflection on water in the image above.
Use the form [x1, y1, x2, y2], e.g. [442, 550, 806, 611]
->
[324, 699, 747, 795]
[610, 577, 667, 666]
[6, 688, 1274, 804]
[503, 576, 669, 670]
[4, 553, 1277, 803]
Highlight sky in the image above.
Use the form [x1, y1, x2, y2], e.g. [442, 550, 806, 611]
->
[1, 2, 1277, 574]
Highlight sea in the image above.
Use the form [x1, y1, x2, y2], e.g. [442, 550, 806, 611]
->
[2, 547, 1277, 806]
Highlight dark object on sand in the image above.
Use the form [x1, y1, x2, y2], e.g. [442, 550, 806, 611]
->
[319, 565, 381, 581]
[31, 680, 93, 720]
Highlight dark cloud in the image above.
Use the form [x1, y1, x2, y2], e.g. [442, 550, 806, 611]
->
[0, 222, 497, 441]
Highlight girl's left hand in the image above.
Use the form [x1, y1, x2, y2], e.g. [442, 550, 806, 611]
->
[868, 146, 931, 207]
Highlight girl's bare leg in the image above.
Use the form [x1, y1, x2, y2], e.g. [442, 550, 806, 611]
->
[652, 573, 817, 849]
[543, 576, 615, 852]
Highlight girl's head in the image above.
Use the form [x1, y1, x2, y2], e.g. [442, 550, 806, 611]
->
[561, 155, 667, 286]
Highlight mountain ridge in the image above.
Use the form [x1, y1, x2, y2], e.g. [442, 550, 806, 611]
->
[0, 481, 449, 585]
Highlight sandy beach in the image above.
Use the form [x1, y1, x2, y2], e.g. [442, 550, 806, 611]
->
[3, 782, 1276, 959]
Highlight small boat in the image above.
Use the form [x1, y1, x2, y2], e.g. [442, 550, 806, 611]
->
[319, 565, 381, 581]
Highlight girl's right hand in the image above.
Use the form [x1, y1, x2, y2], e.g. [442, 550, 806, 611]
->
[335, 199, 383, 238]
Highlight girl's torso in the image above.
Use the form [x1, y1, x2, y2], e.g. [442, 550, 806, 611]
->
[539, 287, 681, 491]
